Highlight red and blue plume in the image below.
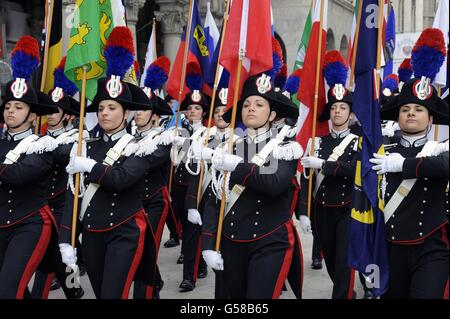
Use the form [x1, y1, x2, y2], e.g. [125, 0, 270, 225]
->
[323, 50, 348, 87]
[11, 36, 40, 81]
[185, 63, 203, 91]
[382, 74, 399, 93]
[411, 28, 446, 81]
[144, 56, 171, 90]
[398, 58, 412, 82]
[218, 69, 230, 90]
[267, 37, 284, 81]
[275, 64, 287, 89]
[133, 61, 141, 82]
[53, 56, 78, 97]
[104, 26, 135, 78]
[284, 68, 302, 95]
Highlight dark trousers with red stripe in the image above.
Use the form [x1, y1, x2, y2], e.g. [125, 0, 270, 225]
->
[171, 183, 188, 250]
[382, 227, 449, 299]
[0, 208, 52, 299]
[82, 212, 146, 299]
[183, 220, 206, 281]
[31, 200, 83, 299]
[221, 221, 295, 299]
[314, 203, 355, 299]
[134, 196, 169, 299]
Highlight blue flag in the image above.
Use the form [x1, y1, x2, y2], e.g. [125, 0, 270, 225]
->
[383, 6, 396, 76]
[188, 0, 211, 81]
[348, 0, 389, 298]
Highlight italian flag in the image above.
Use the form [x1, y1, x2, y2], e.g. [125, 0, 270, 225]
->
[294, 0, 329, 171]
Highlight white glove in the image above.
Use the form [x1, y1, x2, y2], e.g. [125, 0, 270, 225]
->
[59, 243, 77, 271]
[299, 215, 312, 234]
[202, 250, 224, 271]
[301, 156, 325, 169]
[369, 153, 405, 175]
[201, 148, 214, 161]
[66, 156, 97, 174]
[212, 149, 243, 172]
[190, 140, 204, 160]
[431, 141, 449, 156]
[173, 135, 187, 146]
[187, 208, 202, 225]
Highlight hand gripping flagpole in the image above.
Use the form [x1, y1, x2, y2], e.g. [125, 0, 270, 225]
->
[196, 0, 231, 209]
[168, 0, 195, 194]
[306, 0, 325, 220]
[37, 0, 55, 135]
[71, 66, 87, 247]
[215, 57, 242, 252]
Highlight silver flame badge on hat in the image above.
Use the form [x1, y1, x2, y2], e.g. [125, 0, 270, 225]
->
[219, 88, 228, 105]
[332, 84, 346, 101]
[256, 74, 272, 94]
[191, 90, 202, 103]
[51, 87, 65, 102]
[10, 78, 28, 99]
[106, 75, 123, 98]
[143, 87, 153, 99]
[413, 77, 432, 101]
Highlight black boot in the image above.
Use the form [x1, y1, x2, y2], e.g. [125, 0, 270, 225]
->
[179, 279, 195, 292]
[176, 253, 184, 264]
[164, 238, 180, 248]
[311, 258, 323, 270]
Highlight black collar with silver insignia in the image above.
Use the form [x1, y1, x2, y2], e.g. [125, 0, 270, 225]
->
[330, 128, 351, 139]
[103, 129, 127, 142]
[7, 128, 33, 142]
[47, 127, 66, 138]
[399, 135, 428, 148]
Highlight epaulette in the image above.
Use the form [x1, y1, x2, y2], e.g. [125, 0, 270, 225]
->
[26, 135, 58, 155]
[273, 140, 304, 161]
[123, 139, 141, 157]
[56, 130, 90, 145]
[158, 130, 174, 146]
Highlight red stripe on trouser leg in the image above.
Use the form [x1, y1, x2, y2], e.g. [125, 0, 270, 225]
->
[272, 222, 295, 299]
[443, 279, 449, 299]
[163, 187, 182, 238]
[41, 273, 55, 299]
[121, 212, 147, 299]
[16, 207, 52, 299]
[193, 236, 203, 282]
[346, 269, 356, 299]
[293, 227, 304, 291]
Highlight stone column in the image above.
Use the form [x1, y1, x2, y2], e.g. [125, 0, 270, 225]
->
[126, 0, 146, 55]
[155, 0, 187, 64]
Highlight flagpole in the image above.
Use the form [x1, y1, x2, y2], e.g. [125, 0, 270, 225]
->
[375, 0, 384, 91]
[196, 0, 231, 208]
[349, 0, 363, 91]
[306, 0, 325, 220]
[71, 66, 87, 247]
[434, 85, 441, 141]
[168, 0, 195, 194]
[215, 56, 243, 252]
[37, 0, 55, 135]
[152, 17, 157, 59]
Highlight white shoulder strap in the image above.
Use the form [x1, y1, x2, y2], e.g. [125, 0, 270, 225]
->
[313, 133, 357, 197]
[79, 133, 135, 221]
[384, 141, 439, 223]
[3, 134, 39, 164]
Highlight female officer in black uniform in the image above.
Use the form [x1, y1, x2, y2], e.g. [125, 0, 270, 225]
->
[370, 28, 449, 298]
[0, 36, 59, 299]
[202, 73, 302, 299]
[58, 27, 161, 299]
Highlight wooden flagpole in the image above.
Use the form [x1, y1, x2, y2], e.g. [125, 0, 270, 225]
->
[168, 0, 195, 194]
[306, 0, 325, 220]
[37, 0, 55, 135]
[71, 66, 87, 247]
[434, 85, 441, 141]
[375, 0, 384, 90]
[349, 0, 363, 91]
[152, 17, 157, 59]
[215, 56, 242, 252]
[196, 0, 231, 208]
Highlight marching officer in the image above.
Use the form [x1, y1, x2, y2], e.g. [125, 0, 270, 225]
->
[31, 57, 85, 299]
[132, 57, 174, 299]
[370, 28, 449, 299]
[58, 27, 159, 299]
[0, 36, 59, 299]
[298, 51, 359, 299]
[201, 73, 303, 298]
[171, 68, 211, 291]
